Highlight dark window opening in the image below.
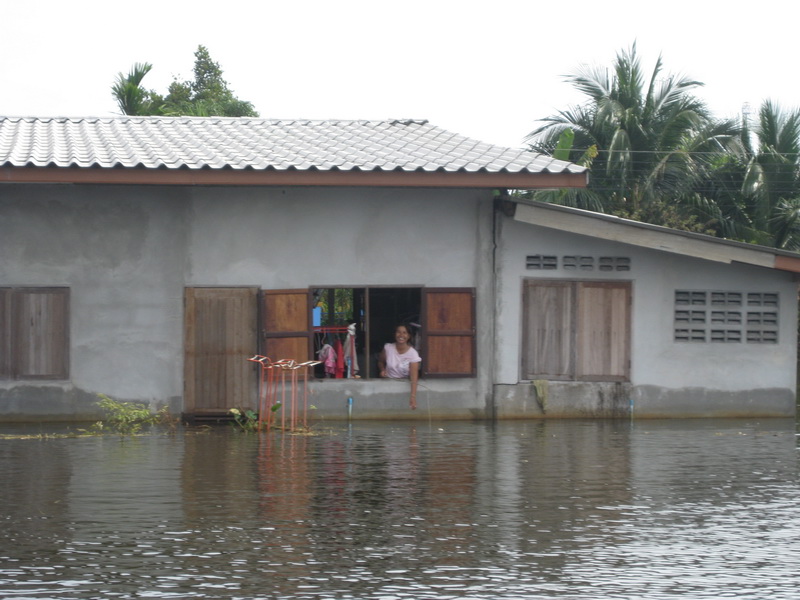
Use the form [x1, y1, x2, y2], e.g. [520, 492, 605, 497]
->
[312, 287, 421, 379]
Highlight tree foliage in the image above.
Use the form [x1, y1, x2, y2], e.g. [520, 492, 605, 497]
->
[526, 43, 738, 233]
[526, 44, 800, 248]
[112, 45, 258, 117]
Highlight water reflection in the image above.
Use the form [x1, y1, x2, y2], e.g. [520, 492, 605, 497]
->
[1, 419, 798, 598]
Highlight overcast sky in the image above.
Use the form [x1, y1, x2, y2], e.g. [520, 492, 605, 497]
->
[3, 0, 798, 148]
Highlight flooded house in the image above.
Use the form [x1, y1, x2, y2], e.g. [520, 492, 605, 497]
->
[0, 116, 797, 421]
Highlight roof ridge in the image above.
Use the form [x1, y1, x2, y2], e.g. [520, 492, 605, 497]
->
[0, 116, 432, 125]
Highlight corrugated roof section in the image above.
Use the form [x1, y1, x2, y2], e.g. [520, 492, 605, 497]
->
[0, 116, 585, 175]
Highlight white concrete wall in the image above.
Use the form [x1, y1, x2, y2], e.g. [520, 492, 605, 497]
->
[495, 214, 798, 417]
[185, 186, 482, 288]
[0, 185, 188, 417]
[0, 184, 494, 420]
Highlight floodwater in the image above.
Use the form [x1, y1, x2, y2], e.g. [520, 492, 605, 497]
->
[1, 418, 799, 600]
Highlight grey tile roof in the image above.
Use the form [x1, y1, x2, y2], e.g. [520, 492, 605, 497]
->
[0, 116, 585, 175]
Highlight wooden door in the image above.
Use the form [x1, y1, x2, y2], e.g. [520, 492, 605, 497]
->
[184, 287, 258, 414]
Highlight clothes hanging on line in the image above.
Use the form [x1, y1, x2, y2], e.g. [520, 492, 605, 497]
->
[315, 323, 359, 378]
[317, 343, 337, 377]
[334, 338, 345, 378]
[343, 323, 360, 376]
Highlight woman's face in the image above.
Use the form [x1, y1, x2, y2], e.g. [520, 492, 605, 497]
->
[394, 326, 411, 344]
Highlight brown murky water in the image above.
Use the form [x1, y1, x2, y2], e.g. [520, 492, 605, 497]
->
[1, 418, 798, 599]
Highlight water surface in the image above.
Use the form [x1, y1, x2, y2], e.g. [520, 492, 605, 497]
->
[1, 419, 798, 599]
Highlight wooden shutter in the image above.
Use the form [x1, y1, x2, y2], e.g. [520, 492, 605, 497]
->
[0, 289, 10, 379]
[260, 289, 311, 363]
[184, 287, 258, 412]
[422, 288, 475, 377]
[522, 281, 574, 380]
[13, 288, 70, 379]
[576, 282, 630, 381]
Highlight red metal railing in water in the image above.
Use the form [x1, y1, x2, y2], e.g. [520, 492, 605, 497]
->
[247, 356, 320, 431]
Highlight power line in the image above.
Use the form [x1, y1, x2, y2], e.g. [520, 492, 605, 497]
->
[532, 147, 800, 159]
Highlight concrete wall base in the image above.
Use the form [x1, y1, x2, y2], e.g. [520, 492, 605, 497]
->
[494, 381, 632, 419]
[630, 385, 796, 418]
[295, 379, 489, 421]
[494, 382, 797, 419]
[0, 385, 181, 423]
[1, 381, 795, 422]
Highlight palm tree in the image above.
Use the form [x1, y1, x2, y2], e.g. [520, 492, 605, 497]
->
[741, 100, 800, 249]
[527, 44, 738, 231]
[111, 63, 161, 116]
[696, 101, 800, 249]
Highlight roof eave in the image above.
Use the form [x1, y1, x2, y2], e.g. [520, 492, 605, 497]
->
[512, 200, 800, 274]
[0, 165, 589, 189]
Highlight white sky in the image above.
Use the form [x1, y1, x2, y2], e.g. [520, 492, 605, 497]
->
[3, 0, 798, 148]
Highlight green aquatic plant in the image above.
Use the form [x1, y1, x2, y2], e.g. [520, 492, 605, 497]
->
[94, 394, 164, 435]
[229, 407, 259, 432]
[533, 379, 549, 414]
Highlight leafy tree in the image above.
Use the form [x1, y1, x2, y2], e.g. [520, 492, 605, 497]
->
[526, 44, 738, 232]
[112, 45, 258, 117]
[161, 45, 258, 117]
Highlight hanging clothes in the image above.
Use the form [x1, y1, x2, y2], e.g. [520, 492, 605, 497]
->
[343, 323, 360, 377]
[334, 338, 345, 378]
[318, 343, 337, 377]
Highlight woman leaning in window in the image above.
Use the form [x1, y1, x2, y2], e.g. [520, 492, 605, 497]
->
[378, 323, 421, 410]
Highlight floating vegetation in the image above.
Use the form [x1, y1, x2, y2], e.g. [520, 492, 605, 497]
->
[0, 431, 93, 440]
[92, 393, 172, 435]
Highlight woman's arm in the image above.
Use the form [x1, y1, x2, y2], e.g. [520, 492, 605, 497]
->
[409, 361, 419, 410]
[378, 348, 387, 378]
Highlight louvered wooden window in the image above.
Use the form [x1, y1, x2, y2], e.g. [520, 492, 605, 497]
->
[521, 280, 630, 381]
[0, 287, 70, 380]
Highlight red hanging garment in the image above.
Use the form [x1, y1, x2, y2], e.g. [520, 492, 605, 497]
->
[334, 338, 345, 378]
